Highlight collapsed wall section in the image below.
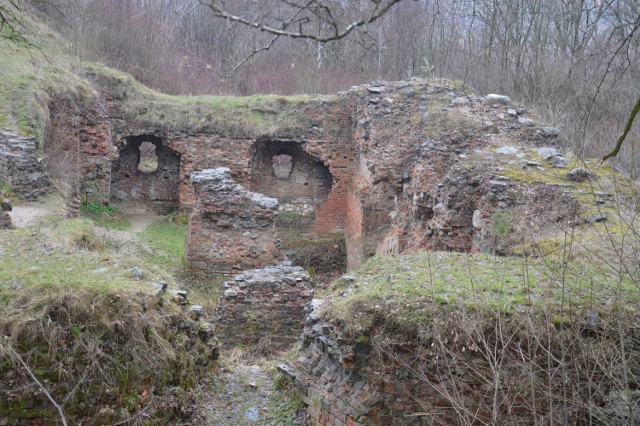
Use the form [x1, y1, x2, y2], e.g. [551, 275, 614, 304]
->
[186, 167, 281, 275]
[216, 264, 314, 349]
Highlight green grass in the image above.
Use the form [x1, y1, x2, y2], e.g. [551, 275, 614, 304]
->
[324, 250, 639, 338]
[139, 220, 188, 270]
[81, 202, 132, 231]
[0, 218, 147, 291]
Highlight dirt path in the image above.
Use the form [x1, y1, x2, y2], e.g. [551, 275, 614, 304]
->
[129, 213, 161, 233]
[190, 360, 305, 426]
[8, 203, 54, 228]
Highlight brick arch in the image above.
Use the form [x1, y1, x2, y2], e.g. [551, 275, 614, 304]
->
[250, 140, 332, 209]
[110, 135, 182, 213]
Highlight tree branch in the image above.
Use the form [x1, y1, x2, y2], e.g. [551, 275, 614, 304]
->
[2, 342, 69, 426]
[602, 95, 640, 162]
[200, 0, 405, 42]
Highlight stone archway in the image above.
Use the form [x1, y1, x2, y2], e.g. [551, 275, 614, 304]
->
[110, 135, 181, 213]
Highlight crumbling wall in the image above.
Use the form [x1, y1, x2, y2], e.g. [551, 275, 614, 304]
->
[46, 98, 115, 202]
[216, 264, 314, 349]
[186, 167, 281, 275]
[0, 131, 54, 200]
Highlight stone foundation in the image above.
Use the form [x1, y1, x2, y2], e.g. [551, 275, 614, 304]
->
[186, 168, 281, 275]
[215, 264, 314, 349]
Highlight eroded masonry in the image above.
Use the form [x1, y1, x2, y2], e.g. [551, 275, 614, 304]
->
[33, 75, 567, 275]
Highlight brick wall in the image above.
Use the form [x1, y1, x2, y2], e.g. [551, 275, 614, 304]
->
[186, 168, 281, 275]
[110, 135, 181, 213]
[250, 140, 332, 205]
[215, 264, 313, 349]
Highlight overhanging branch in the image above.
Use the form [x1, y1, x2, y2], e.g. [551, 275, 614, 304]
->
[199, 0, 405, 43]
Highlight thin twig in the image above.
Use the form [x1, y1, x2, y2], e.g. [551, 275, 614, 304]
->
[3, 342, 69, 426]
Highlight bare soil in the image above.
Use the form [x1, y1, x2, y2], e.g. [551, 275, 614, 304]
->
[8, 203, 53, 228]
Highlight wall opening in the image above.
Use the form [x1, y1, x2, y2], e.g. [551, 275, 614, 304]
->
[110, 135, 181, 213]
[137, 141, 158, 173]
[251, 141, 332, 210]
[272, 154, 293, 180]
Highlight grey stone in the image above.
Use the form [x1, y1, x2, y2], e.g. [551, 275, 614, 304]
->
[283, 276, 297, 285]
[538, 147, 559, 160]
[484, 94, 511, 105]
[452, 97, 469, 105]
[506, 108, 517, 116]
[541, 127, 561, 138]
[551, 156, 569, 166]
[566, 168, 593, 182]
[420, 112, 430, 124]
[190, 167, 231, 184]
[92, 267, 107, 274]
[472, 210, 483, 229]
[587, 214, 607, 223]
[170, 289, 188, 299]
[244, 407, 260, 422]
[190, 305, 204, 319]
[250, 192, 278, 210]
[0, 199, 12, 212]
[367, 86, 384, 94]
[224, 289, 238, 298]
[422, 139, 435, 149]
[151, 282, 167, 294]
[402, 88, 416, 98]
[496, 146, 518, 155]
[518, 116, 535, 126]
[342, 275, 355, 282]
[131, 267, 144, 279]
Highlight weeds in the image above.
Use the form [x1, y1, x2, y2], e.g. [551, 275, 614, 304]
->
[81, 200, 117, 216]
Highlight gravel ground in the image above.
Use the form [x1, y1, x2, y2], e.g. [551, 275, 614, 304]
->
[186, 359, 307, 426]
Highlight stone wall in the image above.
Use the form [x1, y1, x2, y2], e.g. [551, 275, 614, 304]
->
[44, 98, 116, 203]
[216, 264, 313, 349]
[37, 74, 575, 272]
[283, 311, 633, 426]
[186, 168, 281, 275]
[0, 131, 54, 200]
